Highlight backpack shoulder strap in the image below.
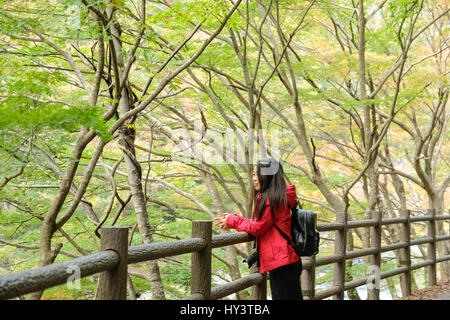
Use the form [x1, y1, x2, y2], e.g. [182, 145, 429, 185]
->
[273, 223, 294, 246]
[289, 198, 302, 211]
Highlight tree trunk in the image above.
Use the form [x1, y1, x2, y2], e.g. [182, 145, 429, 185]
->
[29, 128, 96, 300]
[105, 1, 166, 299]
[432, 195, 450, 279]
[201, 168, 249, 300]
[119, 123, 166, 300]
[385, 273, 399, 299]
[346, 230, 361, 300]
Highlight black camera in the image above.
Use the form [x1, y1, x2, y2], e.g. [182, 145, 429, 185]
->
[243, 251, 259, 268]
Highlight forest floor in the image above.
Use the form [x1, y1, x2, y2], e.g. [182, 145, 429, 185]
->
[394, 278, 450, 300]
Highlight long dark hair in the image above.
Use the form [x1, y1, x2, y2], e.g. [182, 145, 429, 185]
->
[254, 158, 287, 220]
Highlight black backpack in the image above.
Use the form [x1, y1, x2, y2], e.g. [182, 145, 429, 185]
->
[274, 200, 320, 257]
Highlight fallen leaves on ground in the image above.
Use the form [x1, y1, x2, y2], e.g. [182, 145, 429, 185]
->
[395, 279, 450, 300]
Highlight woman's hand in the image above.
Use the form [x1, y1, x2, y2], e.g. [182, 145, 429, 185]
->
[215, 213, 230, 230]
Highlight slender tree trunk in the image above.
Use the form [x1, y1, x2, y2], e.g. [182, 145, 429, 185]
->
[358, 0, 371, 262]
[119, 125, 166, 300]
[29, 128, 96, 300]
[378, 189, 422, 296]
[201, 168, 249, 300]
[431, 195, 450, 279]
[385, 273, 399, 299]
[107, 2, 166, 299]
[346, 230, 361, 300]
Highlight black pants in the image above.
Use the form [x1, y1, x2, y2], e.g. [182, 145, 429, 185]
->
[269, 261, 303, 300]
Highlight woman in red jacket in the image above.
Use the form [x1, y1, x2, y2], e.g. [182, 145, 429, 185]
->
[215, 158, 303, 300]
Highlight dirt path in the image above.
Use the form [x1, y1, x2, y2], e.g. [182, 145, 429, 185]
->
[395, 279, 450, 300]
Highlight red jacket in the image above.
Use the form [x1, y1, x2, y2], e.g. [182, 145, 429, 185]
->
[226, 184, 300, 273]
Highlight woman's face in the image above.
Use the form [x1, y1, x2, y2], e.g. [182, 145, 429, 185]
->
[253, 166, 260, 191]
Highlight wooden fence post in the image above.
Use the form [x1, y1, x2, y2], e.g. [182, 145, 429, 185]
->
[96, 226, 129, 300]
[191, 220, 212, 299]
[368, 210, 382, 300]
[399, 209, 412, 297]
[301, 256, 315, 300]
[427, 208, 437, 286]
[333, 211, 347, 300]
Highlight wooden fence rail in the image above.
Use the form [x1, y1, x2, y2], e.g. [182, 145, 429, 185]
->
[0, 209, 449, 300]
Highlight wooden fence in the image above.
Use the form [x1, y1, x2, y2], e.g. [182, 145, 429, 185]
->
[0, 209, 449, 300]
